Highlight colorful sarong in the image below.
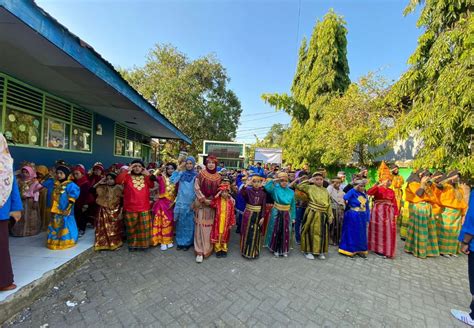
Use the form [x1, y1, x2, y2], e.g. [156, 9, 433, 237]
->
[240, 206, 262, 259]
[437, 207, 462, 255]
[404, 202, 439, 258]
[124, 211, 151, 249]
[151, 198, 174, 246]
[368, 201, 396, 258]
[94, 206, 123, 251]
[194, 204, 214, 257]
[265, 207, 291, 255]
[329, 205, 344, 245]
[301, 208, 329, 255]
[47, 213, 78, 250]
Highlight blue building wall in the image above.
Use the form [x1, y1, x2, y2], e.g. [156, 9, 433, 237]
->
[9, 113, 140, 169]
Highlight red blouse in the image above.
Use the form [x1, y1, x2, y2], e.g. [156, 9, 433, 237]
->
[116, 172, 154, 212]
[367, 185, 399, 217]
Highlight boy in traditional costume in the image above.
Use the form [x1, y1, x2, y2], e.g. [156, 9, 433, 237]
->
[296, 172, 333, 260]
[210, 180, 236, 258]
[46, 166, 80, 250]
[151, 163, 177, 250]
[404, 170, 440, 258]
[240, 174, 266, 259]
[116, 160, 155, 251]
[72, 165, 94, 237]
[171, 156, 197, 251]
[264, 172, 296, 257]
[339, 179, 370, 258]
[194, 156, 221, 263]
[327, 177, 345, 245]
[10, 165, 42, 237]
[367, 162, 399, 258]
[290, 173, 309, 245]
[93, 173, 123, 251]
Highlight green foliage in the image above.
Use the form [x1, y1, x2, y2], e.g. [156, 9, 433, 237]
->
[120, 44, 242, 155]
[262, 9, 351, 166]
[388, 0, 474, 175]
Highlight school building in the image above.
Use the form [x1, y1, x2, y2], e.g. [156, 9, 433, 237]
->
[0, 0, 190, 169]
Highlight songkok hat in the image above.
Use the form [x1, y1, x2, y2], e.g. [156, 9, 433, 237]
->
[331, 177, 342, 183]
[277, 172, 289, 180]
[312, 171, 324, 178]
[56, 165, 70, 177]
[353, 179, 367, 186]
[131, 159, 145, 168]
[378, 161, 392, 182]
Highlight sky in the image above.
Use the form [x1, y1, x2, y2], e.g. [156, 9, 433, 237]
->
[37, 0, 422, 143]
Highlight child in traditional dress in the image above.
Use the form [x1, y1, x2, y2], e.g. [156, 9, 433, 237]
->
[151, 162, 177, 250]
[72, 165, 94, 237]
[36, 165, 55, 231]
[116, 160, 155, 251]
[46, 165, 80, 250]
[240, 174, 266, 259]
[264, 172, 296, 257]
[210, 180, 235, 258]
[93, 173, 124, 251]
[10, 165, 43, 237]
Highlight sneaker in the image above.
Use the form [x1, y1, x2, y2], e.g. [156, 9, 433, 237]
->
[176, 245, 183, 250]
[160, 244, 167, 251]
[78, 230, 85, 238]
[274, 252, 279, 257]
[451, 309, 474, 326]
[318, 254, 326, 260]
[305, 253, 315, 260]
[283, 253, 288, 258]
[216, 252, 222, 258]
[221, 252, 228, 258]
[196, 255, 203, 263]
[167, 243, 174, 249]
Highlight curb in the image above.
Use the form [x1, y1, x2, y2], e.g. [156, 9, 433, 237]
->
[0, 247, 95, 325]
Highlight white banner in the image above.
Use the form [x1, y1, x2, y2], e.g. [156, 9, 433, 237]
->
[254, 148, 283, 165]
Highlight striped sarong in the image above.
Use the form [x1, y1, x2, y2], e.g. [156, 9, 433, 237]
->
[124, 211, 151, 249]
[437, 207, 462, 255]
[404, 202, 439, 258]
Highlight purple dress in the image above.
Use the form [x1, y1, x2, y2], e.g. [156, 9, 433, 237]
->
[240, 187, 266, 259]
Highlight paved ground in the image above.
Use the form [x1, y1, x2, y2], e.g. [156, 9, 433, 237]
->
[4, 230, 470, 328]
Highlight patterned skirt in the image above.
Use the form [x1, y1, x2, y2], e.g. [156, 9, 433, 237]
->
[10, 198, 41, 237]
[47, 213, 78, 250]
[194, 205, 215, 257]
[329, 205, 344, 246]
[240, 208, 262, 259]
[264, 208, 291, 255]
[151, 198, 174, 246]
[301, 208, 329, 255]
[437, 207, 462, 255]
[94, 206, 123, 251]
[404, 202, 439, 258]
[124, 211, 151, 249]
[368, 202, 396, 258]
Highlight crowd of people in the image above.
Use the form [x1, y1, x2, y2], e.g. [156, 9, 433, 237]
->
[0, 132, 472, 296]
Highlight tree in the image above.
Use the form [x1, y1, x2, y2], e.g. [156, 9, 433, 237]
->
[262, 9, 351, 166]
[120, 44, 242, 154]
[388, 0, 473, 174]
[313, 73, 393, 166]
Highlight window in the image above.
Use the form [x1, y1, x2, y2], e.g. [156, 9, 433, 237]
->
[0, 73, 93, 152]
[114, 123, 151, 159]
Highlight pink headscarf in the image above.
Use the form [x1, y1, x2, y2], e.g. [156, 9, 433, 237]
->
[21, 165, 37, 181]
[0, 133, 13, 208]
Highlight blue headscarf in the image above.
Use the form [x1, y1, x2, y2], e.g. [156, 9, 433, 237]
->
[181, 156, 197, 182]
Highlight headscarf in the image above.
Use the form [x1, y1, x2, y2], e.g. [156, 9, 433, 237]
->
[205, 156, 218, 174]
[89, 163, 105, 185]
[181, 156, 197, 183]
[36, 165, 49, 178]
[72, 165, 89, 186]
[0, 133, 14, 207]
[21, 165, 37, 181]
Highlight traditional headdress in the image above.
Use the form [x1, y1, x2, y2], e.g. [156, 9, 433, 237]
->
[378, 161, 392, 182]
[277, 172, 289, 181]
[36, 165, 49, 177]
[56, 165, 71, 179]
[206, 156, 218, 164]
[312, 171, 324, 178]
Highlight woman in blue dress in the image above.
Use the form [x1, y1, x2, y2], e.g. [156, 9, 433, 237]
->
[264, 172, 296, 257]
[339, 179, 370, 258]
[170, 156, 197, 250]
[46, 165, 80, 250]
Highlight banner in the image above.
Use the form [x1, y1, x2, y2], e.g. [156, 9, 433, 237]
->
[254, 148, 283, 165]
